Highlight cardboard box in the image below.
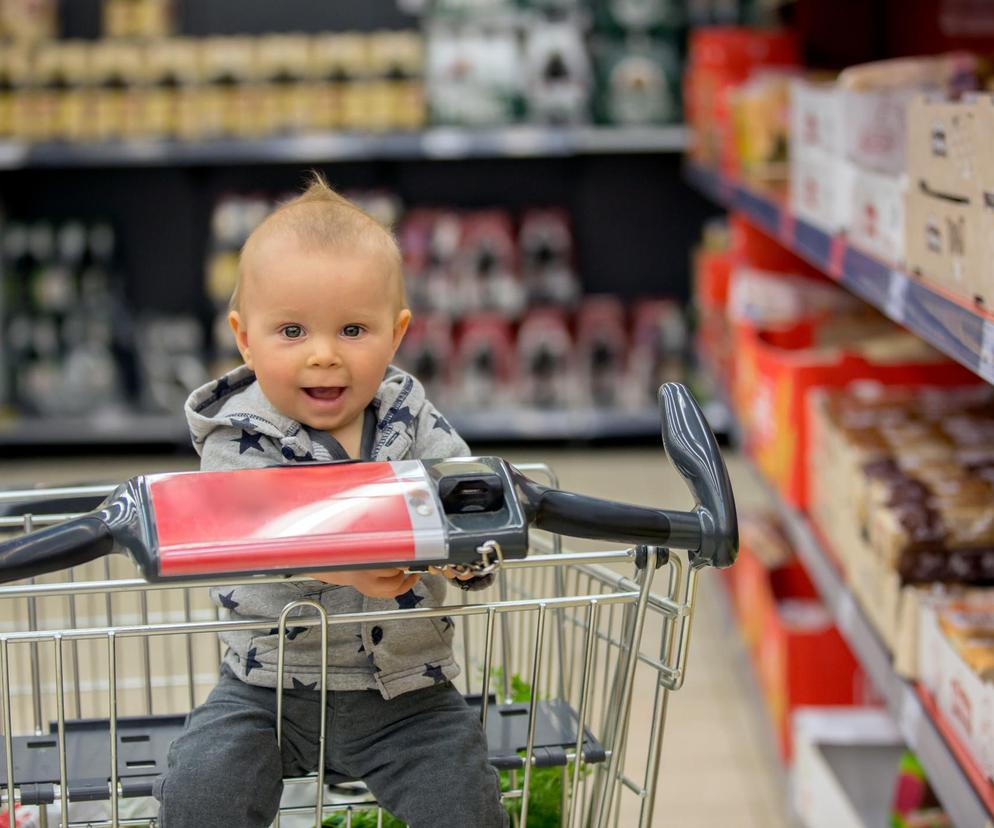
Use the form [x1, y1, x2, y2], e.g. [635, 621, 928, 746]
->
[907, 95, 981, 201]
[918, 602, 994, 782]
[790, 147, 854, 234]
[904, 182, 978, 304]
[903, 93, 994, 307]
[841, 86, 922, 175]
[837, 54, 980, 175]
[791, 708, 904, 828]
[972, 95, 994, 308]
[790, 79, 845, 156]
[848, 168, 906, 265]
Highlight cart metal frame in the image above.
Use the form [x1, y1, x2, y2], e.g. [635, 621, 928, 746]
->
[0, 464, 703, 828]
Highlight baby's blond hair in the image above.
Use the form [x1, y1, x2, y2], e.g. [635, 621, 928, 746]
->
[232, 172, 406, 311]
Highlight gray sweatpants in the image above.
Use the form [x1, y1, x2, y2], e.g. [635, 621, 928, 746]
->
[153, 665, 508, 827]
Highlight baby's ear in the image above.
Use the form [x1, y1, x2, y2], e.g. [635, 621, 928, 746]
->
[392, 308, 412, 353]
[228, 311, 253, 369]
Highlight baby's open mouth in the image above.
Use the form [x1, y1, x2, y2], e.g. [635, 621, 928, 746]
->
[303, 387, 345, 401]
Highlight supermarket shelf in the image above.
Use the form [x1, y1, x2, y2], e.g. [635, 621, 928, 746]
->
[0, 126, 688, 169]
[685, 161, 994, 387]
[703, 353, 994, 824]
[772, 496, 994, 828]
[450, 406, 661, 442]
[0, 407, 662, 447]
[701, 367, 994, 827]
[0, 413, 192, 447]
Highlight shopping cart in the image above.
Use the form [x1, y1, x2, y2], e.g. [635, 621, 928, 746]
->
[0, 384, 737, 828]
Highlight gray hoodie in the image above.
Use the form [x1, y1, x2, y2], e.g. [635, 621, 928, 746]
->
[185, 364, 484, 700]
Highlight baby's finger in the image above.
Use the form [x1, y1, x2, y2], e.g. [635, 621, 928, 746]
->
[428, 566, 455, 579]
[453, 569, 478, 580]
[395, 572, 422, 594]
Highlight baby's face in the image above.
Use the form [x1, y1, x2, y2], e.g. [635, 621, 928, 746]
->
[230, 237, 410, 437]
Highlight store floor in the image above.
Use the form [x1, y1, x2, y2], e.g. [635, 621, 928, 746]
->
[3, 446, 787, 827]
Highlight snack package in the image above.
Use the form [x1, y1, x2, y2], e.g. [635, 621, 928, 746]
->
[453, 313, 515, 409]
[519, 208, 580, 307]
[402, 210, 464, 316]
[592, 35, 680, 125]
[575, 295, 628, 407]
[524, 21, 590, 124]
[731, 70, 793, 182]
[456, 211, 525, 317]
[516, 307, 575, 408]
[426, 23, 524, 125]
[396, 314, 454, 406]
[627, 298, 687, 406]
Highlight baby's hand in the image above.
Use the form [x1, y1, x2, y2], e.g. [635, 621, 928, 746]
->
[311, 568, 421, 598]
[428, 565, 479, 583]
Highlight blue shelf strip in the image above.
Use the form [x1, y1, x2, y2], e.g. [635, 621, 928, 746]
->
[685, 162, 994, 387]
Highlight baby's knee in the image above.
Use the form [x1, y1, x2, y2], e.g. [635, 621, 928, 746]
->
[156, 733, 283, 827]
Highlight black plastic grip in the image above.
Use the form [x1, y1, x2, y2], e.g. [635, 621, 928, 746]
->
[507, 384, 737, 567]
[0, 515, 114, 583]
[525, 488, 701, 548]
[658, 383, 738, 568]
[508, 468, 702, 550]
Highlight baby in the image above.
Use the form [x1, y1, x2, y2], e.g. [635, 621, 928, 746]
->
[153, 176, 508, 827]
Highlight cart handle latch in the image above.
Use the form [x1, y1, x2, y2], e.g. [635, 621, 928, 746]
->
[438, 473, 505, 515]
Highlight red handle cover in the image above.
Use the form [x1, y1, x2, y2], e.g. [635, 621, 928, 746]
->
[148, 461, 446, 577]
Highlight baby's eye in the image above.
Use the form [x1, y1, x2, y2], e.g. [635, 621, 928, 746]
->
[281, 325, 304, 339]
[342, 324, 364, 338]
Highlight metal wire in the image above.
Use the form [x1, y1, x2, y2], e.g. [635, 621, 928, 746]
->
[0, 480, 708, 827]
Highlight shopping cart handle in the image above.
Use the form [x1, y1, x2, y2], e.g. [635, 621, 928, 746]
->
[0, 515, 114, 582]
[658, 382, 738, 568]
[0, 385, 735, 583]
[507, 383, 737, 568]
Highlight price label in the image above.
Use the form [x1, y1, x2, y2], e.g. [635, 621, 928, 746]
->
[777, 211, 796, 246]
[885, 270, 909, 325]
[979, 318, 994, 384]
[502, 127, 549, 157]
[421, 129, 472, 159]
[828, 235, 846, 280]
[0, 141, 28, 169]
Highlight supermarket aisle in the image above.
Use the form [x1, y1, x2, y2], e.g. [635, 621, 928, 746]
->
[4, 445, 786, 827]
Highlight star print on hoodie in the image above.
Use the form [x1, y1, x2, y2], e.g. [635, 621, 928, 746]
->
[184, 363, 493, 699]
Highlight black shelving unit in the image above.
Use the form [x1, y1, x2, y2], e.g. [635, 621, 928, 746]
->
[0, 2, 713, 449]
[0, 127, 687, 169]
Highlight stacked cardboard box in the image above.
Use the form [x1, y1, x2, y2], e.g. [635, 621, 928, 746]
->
[789, 78, 853, 235]
[905, 93, 994, 308]
[919, 598, 994, 782]
[789, 55, 977, 264]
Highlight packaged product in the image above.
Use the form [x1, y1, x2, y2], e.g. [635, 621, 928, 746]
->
[516, 308, 575, 408]
[592, 34, 679, 125]
[575, 296, 628, 407]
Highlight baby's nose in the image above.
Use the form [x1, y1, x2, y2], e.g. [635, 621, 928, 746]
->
[307, 338, 342, 367]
